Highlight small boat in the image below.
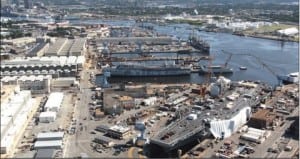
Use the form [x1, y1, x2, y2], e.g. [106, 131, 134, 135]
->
[239, 66, 247, 70]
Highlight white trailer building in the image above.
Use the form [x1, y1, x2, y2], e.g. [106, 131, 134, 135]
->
[44, 92, 64, 112]
[36, 132, 64, 141]
[34, 140, 63, 150]
[39, 112, 57, 123]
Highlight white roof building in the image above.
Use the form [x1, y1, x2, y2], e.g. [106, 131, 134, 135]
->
[39, 112, 57, 123]
[36, 132, 64, 141]
[1, 88, 35, 155]
[44, 92, 64, 112]
[277, 27, 299, 36]
[109, 125, 130, 133]
[34, 140, 63, 149]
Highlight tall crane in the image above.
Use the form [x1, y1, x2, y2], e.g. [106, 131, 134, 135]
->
[221, 50, 233, 68]
[199, 55, 214, 98]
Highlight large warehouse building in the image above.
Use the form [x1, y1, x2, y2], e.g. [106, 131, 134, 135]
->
[45, 38, 86, 56]
[0, 56, 85, 78]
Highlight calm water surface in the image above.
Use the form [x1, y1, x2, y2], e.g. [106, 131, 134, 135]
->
[70, 20, 298, 86]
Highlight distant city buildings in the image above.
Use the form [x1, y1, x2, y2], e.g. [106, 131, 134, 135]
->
[1, 0, 10, 7]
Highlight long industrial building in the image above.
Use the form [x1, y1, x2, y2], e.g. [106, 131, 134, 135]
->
[0, 75, 51, 94]
[45, 38, 86, 56]
[1, 85, 37, 157]
[0, 56, 85, 78]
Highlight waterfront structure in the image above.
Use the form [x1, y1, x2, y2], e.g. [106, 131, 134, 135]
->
[198, 65, 233, 74]
[1, 85, 36, 156]
[104, 63, 191, 77]
[96, 37, 173, 45]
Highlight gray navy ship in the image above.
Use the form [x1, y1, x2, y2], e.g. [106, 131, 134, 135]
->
[103, 63, 191, 76]
[198, 65, 233, 74]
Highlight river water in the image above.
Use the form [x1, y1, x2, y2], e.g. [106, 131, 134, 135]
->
[70, 20, 299, 86]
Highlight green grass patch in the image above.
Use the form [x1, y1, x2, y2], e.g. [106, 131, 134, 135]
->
[246, 24, 298, 34]
[167, 19, 204, 26]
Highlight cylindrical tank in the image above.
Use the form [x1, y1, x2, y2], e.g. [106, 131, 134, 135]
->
[210, 83, 220, 97]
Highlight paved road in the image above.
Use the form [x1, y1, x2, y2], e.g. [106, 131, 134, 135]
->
[64, 65, 95, 157]
[278, 139, 299, 158]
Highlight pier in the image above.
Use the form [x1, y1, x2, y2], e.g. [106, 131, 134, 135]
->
[98, 56, 210, 63]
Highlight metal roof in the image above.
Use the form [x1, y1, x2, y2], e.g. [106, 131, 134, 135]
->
[35, 149, 55, 159]
[34, 140, 62, 148]
[95, 136, 113, 143]
[44, 92, 64, 110]
[37, 132, 64, 139]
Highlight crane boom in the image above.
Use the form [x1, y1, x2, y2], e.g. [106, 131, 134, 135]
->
[220, 50, 282, 85]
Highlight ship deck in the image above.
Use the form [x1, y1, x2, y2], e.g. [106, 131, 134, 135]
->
[150, 84, 262, 149]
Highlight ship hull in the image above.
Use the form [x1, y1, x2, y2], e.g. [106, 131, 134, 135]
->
[198, 65, 233, 74]
[198, 69, 233, 74]
[107, 69, 191, 77]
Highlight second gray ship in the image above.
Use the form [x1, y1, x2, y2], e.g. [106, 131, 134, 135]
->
[103, 63, 191, 76]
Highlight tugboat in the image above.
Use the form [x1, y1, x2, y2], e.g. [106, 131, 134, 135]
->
[239, 66, 247, 70]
